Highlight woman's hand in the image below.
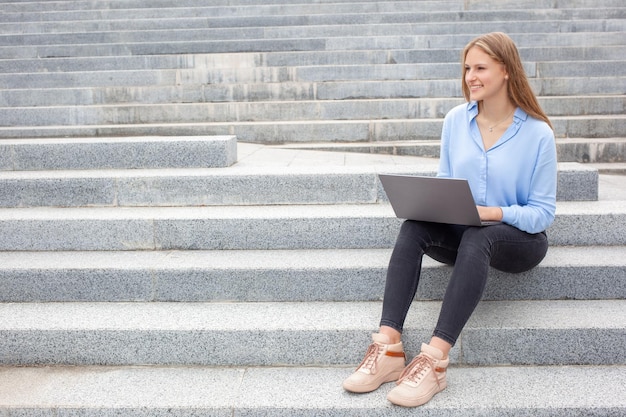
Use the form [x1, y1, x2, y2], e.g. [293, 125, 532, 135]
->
[477, 206, 503, 222]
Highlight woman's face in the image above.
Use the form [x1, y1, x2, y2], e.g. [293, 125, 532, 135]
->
[464, 46, 509, 103]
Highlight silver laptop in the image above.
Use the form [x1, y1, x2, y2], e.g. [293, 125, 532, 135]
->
[378, 174, 499, 226]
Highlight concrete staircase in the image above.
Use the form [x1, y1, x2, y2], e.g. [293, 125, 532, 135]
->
[0, 0, 625, 163]
[0, 0, 625, 415]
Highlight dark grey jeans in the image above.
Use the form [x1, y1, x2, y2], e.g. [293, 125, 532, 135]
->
[379, 220, 548, 346]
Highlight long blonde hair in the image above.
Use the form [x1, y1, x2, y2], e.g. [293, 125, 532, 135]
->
[461, 32, 553, 129]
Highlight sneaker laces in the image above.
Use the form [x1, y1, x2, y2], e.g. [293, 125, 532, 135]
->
[355, 342, 382, 374]
[397, 353, 440, 387]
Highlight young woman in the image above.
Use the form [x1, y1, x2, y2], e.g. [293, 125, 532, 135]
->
[343, 32, 557, 407]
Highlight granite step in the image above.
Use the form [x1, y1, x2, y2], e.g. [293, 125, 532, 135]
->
[278, 136, 626, 164]
[1, 95, 621, 121]
[590, 162, 626, 175]
[0, 246, 623, 303]
[0, 17, 624, 46]
[11, 59, 624, 89]
[0, 299, 624, 366]
[2, 78, 623, 107]
[0, 115, 622, 142]
[4, 18, 624, 37]
[0, 1, 464, 22]
[0, 162, 597, 207]
[0, 364, 623, 416]
[0, 136, 237, 171]
[3, 0, 623, 12]
[3, 33, 626, 59]
[0, 200, 624, 251]
[2, 7, 623, 25]
[2, 46, 624, 74]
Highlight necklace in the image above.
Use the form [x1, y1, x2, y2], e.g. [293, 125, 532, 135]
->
[485, 108, 515, 132]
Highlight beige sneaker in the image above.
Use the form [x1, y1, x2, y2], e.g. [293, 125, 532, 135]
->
[386, 343, 449, 407]
[342, 333, 406, 393]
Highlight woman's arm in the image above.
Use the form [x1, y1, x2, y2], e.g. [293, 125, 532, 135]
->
[500, 133, 557, 233]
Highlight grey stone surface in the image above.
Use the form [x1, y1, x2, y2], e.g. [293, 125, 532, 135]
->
[0, 161, 599, 207]
[151, 205, 400, 250]
[116, 170, 380, 206]
[2, 106, 624, 141]
[2, 57, 622, 92]
[3, 87, 624, 117]
[2, 16, 624, 44]
[0, 365, 624, 416]
[0, 300, 623, 366]
[0, 199, 623, 250]
[0, 20, 621, 58]
[2, 42, 623, 74]
[1, 6, 622, 28]
[0, 246, 624, 303]
[237, 365, 626, 416]
[0, 207, 156, 251]
[0, 365, 242, 413]
[1, 89, 624, 120]
[558, 137, 626, 163]
[550, 200, 626, 245]
[2, 136, 237, 170]
[556, 162, 598, 201]
[0, 175, 117, 207]
[280, 137, 626, 164]
[0, 143, 13, 170]
[0, 20, 624, 52]
[315, 77, 626, 100]
[0, 70, 174, 89]
[462, 301, 626, 365]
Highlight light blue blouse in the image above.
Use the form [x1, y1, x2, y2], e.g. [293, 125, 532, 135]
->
[438, 101, 557, 234]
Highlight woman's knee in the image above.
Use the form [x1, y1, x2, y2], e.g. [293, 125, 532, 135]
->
[396, 220, 432, 246]
[458, 227, 493, 257]
[461, 225, 549, 273]
[490, 235, 548, 273]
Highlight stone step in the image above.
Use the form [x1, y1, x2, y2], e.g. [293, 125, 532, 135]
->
[2, 0, 431, 8]
[3, 77, 623, 107]
[0, 1, 465, 22]
[3, 60, 624, 90]
[0, 201, 623, 251]
[0, 246, 623, 303]
[213, 44, 626, 65]
[307, 78, 626, 100]
[279, 137, 626, 164]
[7, 0, 624, 15]
[0, 162, 597, 206]
[4, 33, 626, 60]
[0, 136, 237, 171]
[591, 162, 626, 175]
[0, 16, 624, 42]
[0, 61, 566, 88]
[4, 17, 624, 37]
[3, 0, 623, 12]
[2, 46, 624, 74]
[2, 6, 623, 25]
[1, 364, 624, 416]
[0, 114, 623, 142]
[0, 299, 624, 366]
[0, 98, 626, 127]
